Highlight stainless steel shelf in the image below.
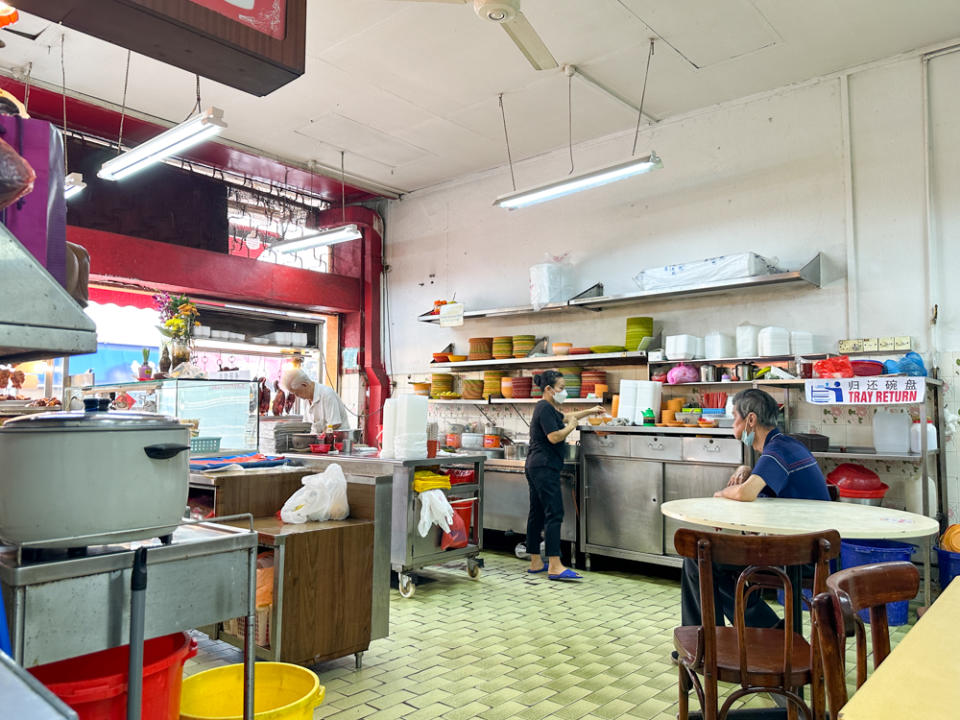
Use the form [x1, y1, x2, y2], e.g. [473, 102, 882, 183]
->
[580, 425, 735, 436]
[428, 399, 488, 405]
[649, 354, 828, 367]
[489, 398, 600, 405]
[429, 350, 647, 371]
[418, 254, 822, 323]
[812, 449, 938, 462]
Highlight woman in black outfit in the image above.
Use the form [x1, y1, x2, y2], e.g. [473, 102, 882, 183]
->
[526, 370, 604, 581]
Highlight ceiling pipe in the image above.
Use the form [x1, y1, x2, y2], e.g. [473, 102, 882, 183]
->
[562, 64, 659, 124]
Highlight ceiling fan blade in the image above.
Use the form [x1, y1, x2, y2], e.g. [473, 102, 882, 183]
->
[501, 10, 558, 70]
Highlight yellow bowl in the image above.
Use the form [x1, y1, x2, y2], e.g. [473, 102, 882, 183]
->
[447, 355, 468, 362]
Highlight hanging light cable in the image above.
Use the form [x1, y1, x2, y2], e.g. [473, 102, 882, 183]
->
[59, 34, 86, 201]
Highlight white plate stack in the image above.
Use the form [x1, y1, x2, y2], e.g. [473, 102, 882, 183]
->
[260, 419, 310, 454]
[381, 398, 397, 458]
[758, 327, 791, 356]
[736, 323, 760, 357]
[704, 332, 735, 359]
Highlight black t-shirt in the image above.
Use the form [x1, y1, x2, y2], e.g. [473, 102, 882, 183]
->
[526, 399, 565, 471]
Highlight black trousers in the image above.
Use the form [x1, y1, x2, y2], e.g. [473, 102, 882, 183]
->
[525, 464, 563, 558]
[680, 558, 781, 628]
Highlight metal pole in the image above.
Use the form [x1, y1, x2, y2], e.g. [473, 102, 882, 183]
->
[243, 543, 257, 720]
[127, 548, 147, 720]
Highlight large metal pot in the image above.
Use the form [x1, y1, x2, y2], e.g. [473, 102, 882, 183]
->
[735, 362, 758, 381]
[291, 433, 317, 450]
[0, 404, 191, 548]
[563, 443, 580, 463]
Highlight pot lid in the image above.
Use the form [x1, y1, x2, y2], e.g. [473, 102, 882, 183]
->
[827, 463, 883, 491]
[1, 408, 185, 432]
[837, 482, 889, 499]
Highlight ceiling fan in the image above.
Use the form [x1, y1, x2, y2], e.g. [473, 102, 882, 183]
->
[388, 0, 558, 70]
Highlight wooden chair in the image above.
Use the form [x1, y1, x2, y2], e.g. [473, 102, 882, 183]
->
[811, 561, 919, 719]
[673, 528, 842, 720]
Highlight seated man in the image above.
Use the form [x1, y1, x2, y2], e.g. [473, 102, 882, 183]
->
[679, 388, 831, 631]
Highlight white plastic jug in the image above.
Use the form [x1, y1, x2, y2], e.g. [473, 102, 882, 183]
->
[904, 474, 938, 517]
[909, 420, 938, 454]
[873, 409, 910, 453]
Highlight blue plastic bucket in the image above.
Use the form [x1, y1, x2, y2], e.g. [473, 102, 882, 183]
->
[840, 540, 915, 626]
[937, 546, 960, 590]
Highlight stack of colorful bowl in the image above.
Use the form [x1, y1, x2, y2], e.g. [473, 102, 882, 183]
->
[411, 381, 431, 397]
[462, 379, 484, 400]
[469, 337, 493, 361]
[626, 317, 654, 351]
[512, 335, 536, 358]
[431, 374, 454, 398]
[483, 371, 505, 398]
[500, 377, 514, 398]
[560, 367, 582, 398]
[511, 376, 533, 399]
[581, 370, 608, 398]
[492, 336, 514, 359]
[531, 371, 544, 398]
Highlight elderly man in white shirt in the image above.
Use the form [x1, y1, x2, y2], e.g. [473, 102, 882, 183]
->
[281, 367, 350, 433]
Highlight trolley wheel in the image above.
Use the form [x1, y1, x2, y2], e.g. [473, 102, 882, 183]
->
[467, 559, 481, 579]
[398, 573, 416, 598]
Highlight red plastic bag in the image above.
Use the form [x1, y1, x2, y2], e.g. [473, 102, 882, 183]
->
[813, 355, 854, 379]
[442, 468, 476, 485]
[440, 512, 469, 550]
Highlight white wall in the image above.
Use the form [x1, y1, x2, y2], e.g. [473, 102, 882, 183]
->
[383, 43, 960, 520]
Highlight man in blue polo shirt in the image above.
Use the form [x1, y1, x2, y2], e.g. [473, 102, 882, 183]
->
[679, 388, 830, 630]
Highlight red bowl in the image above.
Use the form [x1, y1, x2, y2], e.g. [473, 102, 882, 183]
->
[310, 443, 332, 454]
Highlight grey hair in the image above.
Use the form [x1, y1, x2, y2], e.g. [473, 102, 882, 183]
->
[731, 389, 779, 428]
[280, 367, 311, 393]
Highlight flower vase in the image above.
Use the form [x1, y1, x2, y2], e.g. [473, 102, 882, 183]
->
[171, 338, 192, 367]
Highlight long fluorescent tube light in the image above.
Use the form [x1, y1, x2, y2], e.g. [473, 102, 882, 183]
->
[98, 107, 227, 181]
[494, 151, 662, 210]
[64, 172, 86, 200]
[272, 224, 362, 254]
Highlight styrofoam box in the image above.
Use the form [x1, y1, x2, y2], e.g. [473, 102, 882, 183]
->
[291, 333, 308, 347]
[210, 329, 230, 339]
[194, 325, 211, 338]
[665, 334, 700, 360]
[634, 252, 782, 291]
[259, 332, 292, 345]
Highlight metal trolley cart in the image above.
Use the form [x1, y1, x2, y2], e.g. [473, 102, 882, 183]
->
[390, 456, 486, 598]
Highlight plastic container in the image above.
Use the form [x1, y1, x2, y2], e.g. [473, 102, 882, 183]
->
[937, 546, 960, 590]
[704, 332, 735, 359]
[910, 420, 938, 454]
[450, 498, 476, 537]
[180, 662, 324, 720]
[461, 433, 484, 449]
[840, 540, 916, 625]
[873, 409, 911, 453]
[29, 632, 196, 720]
[665, 335, 700, 360]
[736, 323, 760, 357]
[904, 473, 938, 517]
[758, 326, 790, 356]
[790, 330, 814, 355]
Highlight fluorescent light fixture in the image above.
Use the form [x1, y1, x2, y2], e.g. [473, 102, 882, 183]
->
[272, 224, 362, 254]
[98, 107, 226, 181]
[64, 172, 86, 200]
[494, 151, 662, 210]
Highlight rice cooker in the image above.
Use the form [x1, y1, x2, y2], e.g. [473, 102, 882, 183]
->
[0, 399, 191, 548]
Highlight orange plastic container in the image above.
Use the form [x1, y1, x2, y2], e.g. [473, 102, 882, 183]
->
[30, 632, 197, 720]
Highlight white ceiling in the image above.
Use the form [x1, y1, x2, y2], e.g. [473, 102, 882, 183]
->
[1, 0, 960, 195]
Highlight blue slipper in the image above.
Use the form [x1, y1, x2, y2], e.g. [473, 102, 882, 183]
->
[548, 569, 583, 581]
[527, 564, 549, 574]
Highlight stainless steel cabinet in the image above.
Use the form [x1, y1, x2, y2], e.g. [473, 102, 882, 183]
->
[583, 457, 662, 560]
[483, 464, 576, 542]
[661, 463, 732, 557]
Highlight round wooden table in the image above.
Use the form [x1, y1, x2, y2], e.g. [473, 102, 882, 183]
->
[661, 497, 940, 605]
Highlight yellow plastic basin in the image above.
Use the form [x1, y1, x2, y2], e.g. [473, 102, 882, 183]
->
[180, 663, 324, 720]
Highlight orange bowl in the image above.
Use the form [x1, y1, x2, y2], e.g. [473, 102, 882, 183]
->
[432, 353, 450, 363]
[588, 417, 604, 426]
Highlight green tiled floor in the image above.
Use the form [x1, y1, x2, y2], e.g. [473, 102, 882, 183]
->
[185, 551, 915, 720]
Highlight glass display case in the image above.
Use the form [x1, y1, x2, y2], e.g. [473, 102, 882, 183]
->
[82, 379, 259, 453]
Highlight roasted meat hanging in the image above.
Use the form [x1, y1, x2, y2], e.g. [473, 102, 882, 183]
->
[0, 136, 35, 209]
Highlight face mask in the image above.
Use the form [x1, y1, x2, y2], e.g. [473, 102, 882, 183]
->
[553, 389, 568, 404]
[741, 429, 755, 447]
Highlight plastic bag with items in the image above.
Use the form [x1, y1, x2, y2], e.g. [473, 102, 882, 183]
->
[529, 253, 573, 311]
[280, 463, 350, 524]
[417, 489, 453, 537]
[883, 352, 927, 377]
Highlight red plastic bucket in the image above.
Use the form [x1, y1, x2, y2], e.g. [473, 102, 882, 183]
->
[450, 498, 475, 537]
[29, 632, 198, 720]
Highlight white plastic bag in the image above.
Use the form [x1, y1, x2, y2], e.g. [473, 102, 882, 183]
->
[280, 463, 350, 524]
[417, 489, 453, 537]
[529, 253, 572, 310]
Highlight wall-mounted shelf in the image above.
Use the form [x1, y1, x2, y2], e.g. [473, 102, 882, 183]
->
[811, 449, 938, 462]
[428, 398, 601, 406]
[419, 254, 823, 326]
[649, 354, 829, 367]
[429, 350, 647, 371]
